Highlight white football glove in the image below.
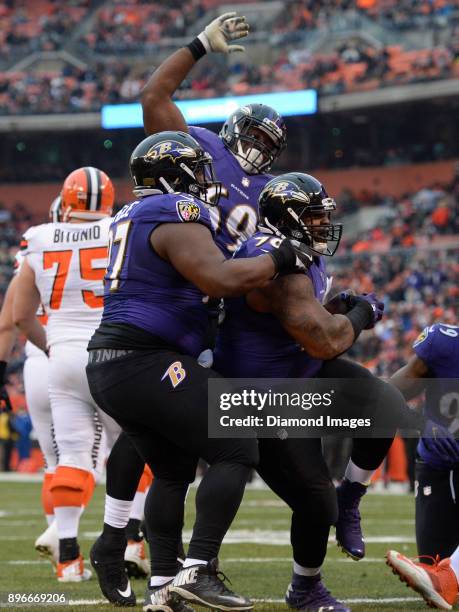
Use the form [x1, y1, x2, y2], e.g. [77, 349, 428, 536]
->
[198, 12, 249, 54]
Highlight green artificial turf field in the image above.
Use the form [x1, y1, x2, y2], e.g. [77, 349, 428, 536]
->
[0, 479, 429, 611]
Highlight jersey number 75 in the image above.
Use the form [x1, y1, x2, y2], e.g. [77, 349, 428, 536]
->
[43, 247, 107, 309]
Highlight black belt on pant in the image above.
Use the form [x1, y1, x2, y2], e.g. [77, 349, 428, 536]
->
[88, 349, 134, 365]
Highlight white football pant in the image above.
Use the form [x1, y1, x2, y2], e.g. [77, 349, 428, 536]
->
[48, 343, 120, 480]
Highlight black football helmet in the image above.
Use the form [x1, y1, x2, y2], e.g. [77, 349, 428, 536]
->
[130, 131, 221, 205]
[258, 172, 342, 257]
[220, 104, 286, 174]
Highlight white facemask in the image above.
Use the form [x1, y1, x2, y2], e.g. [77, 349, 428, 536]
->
[236, 146, 264, 174]
[312, 240, 328, 254]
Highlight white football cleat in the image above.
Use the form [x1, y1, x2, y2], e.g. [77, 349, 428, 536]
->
[125, 539, 150, 578]
[35, 520, 59, 568]
[57, 555, 92, 582]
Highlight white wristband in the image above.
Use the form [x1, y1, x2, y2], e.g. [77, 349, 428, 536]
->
[197, 31, 211, 53]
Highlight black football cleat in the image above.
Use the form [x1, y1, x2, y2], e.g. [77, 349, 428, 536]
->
[143, 580, 195, 611]
[90, 535, 136, 607]
[170, 558, 253, 610]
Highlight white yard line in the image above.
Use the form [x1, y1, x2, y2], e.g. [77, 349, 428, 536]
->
[0, 473, 43, 483]
[223, 556, 383, 564]
[253, 597, 421, 604]
[344, 597, 420, 604]
[0, 555, 386, 566]
[2, 530, 415, 545]
[47, 596, 422, 607]
[2, 560, 48, 564]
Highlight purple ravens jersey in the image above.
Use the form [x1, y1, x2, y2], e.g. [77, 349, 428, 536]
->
[101, 193, 213, 357]
[189, 126, 272, 256]
[214, 231, 327, 378]
[414, 323, 459, 470]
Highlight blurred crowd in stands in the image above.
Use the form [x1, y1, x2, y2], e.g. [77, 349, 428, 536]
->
[0, 0, 91, 60]
[1, 41, 458, 115]
[339, 171, 459, 250]
[81, 0, 207, 54]
[2, 0, 455, 63]
[0, 0, 458, 114]
[331, 247, 458, 376]
[229, 42, 459, 98]
[331, 168, 459, 375]
[273, 0, 459, 34]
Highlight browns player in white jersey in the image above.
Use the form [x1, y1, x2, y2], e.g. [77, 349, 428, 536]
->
[18, 199, 61, 563]
[0, 199, 62, 560]
[13, 167, 121, 582]
[0, 197, 107, 571]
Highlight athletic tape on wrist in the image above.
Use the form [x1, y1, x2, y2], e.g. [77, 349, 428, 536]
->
[345, 301, 373, 340]
[186, 36, 207, 61]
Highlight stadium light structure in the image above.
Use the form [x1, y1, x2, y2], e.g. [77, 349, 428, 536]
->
[101, 89, 317, 129]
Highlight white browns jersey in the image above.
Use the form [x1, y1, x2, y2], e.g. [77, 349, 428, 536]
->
[24, 218, 111, 347]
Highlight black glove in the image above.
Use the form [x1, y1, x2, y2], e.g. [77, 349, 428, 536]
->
[268, 239, 313, 276]
[349, 292, 385, 329]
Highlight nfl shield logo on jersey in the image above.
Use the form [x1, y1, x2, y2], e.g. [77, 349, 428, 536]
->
[176, 201, 200, 222]
[242, 177, 250, 188]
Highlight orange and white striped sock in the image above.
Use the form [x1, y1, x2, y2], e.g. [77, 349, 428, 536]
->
[51, 467, 94, 539]
[41, 471, 55, 526]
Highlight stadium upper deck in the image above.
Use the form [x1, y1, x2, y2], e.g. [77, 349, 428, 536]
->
[0, 0, 458, 115]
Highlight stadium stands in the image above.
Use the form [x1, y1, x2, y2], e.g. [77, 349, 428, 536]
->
[0, 0, 458, 114]
[1, 41, 457, 115]
[331, 245, 458, 375]
[0, 0, 91, 61]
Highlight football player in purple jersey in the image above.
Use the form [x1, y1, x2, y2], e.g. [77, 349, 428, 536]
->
[95, 13, 289, 597]
[87, 132, 305, 610]
[386, 323, 459, 610]
[214, 173, 416, 612]
[141, 12, 287, 256]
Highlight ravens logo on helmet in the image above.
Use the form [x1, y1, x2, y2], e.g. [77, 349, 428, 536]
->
[258, 172, 342, 257]
[130, 131, 222, 206]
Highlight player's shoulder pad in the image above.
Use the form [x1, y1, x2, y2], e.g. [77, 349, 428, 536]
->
[141, 193, 213, 230]
[97, 215, 112, 236]
[173, 194, 213, 232]
[414, 323, 458, 347]
[189, 126, 225, 158]
[14, 225, 41, 274]
[413, 325, 432, 349]
[234, 230, 282, 259]
[21, 223, 51, 253]
[413, 323, 458, 361]
[22, 223, 45, 244]
[258, 171, 274, 185]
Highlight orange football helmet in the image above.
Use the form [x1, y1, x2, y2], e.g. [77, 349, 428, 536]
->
[61, 167, 114, 221]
